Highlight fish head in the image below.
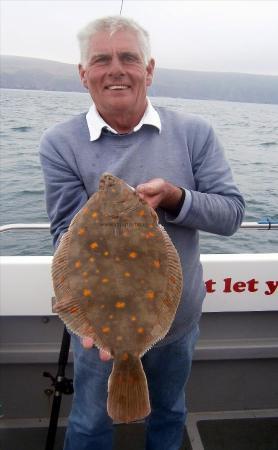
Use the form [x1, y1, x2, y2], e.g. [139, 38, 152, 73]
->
[99, 173, 135, 197]
[99, 173, 157, 223]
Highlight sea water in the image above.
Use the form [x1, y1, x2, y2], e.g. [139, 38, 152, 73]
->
[0, 88, 277, 255]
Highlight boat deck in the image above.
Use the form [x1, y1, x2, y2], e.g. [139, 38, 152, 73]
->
[1, 246, 277, 449]
[1, 410, 278, 450]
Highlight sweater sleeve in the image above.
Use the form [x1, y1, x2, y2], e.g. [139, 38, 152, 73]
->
[166, 121, 245, 236]
[39, 131, 88, 248]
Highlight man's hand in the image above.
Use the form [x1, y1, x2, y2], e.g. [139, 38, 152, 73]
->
[81, 337, 112, 361]
[136, 178, 183, 212]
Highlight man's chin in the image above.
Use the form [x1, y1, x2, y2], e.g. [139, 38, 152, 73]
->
[104, 98, 133, 112]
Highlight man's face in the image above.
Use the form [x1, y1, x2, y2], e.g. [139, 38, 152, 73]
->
[79, 30, 155, 122]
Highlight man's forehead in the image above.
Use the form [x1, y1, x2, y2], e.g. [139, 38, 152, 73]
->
[89, 30, 142, 54]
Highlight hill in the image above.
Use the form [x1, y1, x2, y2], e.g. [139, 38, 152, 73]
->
[1, 55, 278, 104]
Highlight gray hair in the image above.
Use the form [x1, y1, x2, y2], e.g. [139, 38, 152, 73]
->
[77, 16, 151, 66]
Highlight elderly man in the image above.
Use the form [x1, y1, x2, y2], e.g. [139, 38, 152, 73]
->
[40, 16, 245, 450]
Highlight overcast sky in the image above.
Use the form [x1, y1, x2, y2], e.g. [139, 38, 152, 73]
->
[1, 0, 278, 75]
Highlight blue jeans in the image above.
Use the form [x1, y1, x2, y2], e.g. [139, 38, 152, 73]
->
[63, 324, 199, 450]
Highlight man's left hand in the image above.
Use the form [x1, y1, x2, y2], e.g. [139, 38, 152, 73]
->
[136, 178, 183, 212]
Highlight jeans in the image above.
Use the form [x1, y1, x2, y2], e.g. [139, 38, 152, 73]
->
[63, 324, 199, 450]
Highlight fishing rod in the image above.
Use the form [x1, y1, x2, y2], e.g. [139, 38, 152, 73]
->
[120, 0, 124, 15]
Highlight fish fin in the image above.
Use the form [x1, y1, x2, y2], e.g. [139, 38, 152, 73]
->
[138, 224, 183, 350]
[53, 297, 92, 337]
[159, 225, 183, 312]
[107, 353, 150, 423]
[52, 231, 71, 300]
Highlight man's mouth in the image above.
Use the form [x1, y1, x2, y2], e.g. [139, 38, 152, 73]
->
[106, 85, 130, 90]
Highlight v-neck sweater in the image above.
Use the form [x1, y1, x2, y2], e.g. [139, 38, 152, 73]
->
[39, 107, 245, 344]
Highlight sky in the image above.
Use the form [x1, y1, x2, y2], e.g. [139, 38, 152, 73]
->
[1, 0, 278, 75]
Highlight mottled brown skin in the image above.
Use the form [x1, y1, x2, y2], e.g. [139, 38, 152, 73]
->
[52, 173, 183, 422]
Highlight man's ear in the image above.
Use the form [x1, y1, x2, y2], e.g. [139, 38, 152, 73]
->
[146, 58, 155, 87]
[78, 64, 88, 89]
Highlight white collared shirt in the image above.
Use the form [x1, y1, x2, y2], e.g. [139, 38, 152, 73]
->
[85, 97, 192, 218]
[86, 98, 161, 141]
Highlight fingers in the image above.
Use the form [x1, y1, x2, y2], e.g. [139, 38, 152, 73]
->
[81, 336, 112, 361]
[99, 349, 112, 361]
[136, 178, 182, 211]
[136, 179, 164, 208]
[136, 178, 164, 196]
[81, 336, 94, 348]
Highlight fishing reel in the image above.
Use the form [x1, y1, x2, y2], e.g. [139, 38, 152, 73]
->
[43, 370, 74, 397]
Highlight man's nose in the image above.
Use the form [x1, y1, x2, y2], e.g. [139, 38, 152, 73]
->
[108, 56, 125, 77]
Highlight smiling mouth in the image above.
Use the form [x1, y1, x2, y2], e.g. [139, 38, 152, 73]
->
[106, 85, 130, 90]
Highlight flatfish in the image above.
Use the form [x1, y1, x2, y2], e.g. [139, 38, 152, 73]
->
[52, 173, 183, 423]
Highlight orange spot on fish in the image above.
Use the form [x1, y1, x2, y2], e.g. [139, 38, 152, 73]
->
[83, 207, 89, 214]
[121, 352, 129, 361]
[153, 260, 161, 268]
[90, 242, 98, 249]
[145, 231, 155, 239]
[124, 272, 131, 277]
[89, 257, 95, 263]
[103, 251, 109, 256]
[75, 260, 81, 269]
[70, 306, 79, 314]
[138, 210, 145, 217]
[116, 336, 123, 341]
[146, 290, 155, 300]
[91, 211, 98, 219]
[115, 256, 121, 262]
[131, 315, 137, 321]
[102, 277, 109, 283]
[83, 289, 92, 297]
[137, 327, 144, 334]
[115, 301, 126, 309]
[78, 228, 85, 236]
[129, 251, 138, 259]
[102, 326, 110, 333]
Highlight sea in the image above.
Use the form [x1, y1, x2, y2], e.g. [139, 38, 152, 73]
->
[0, 88, 277, 256]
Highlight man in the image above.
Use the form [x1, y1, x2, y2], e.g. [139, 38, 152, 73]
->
[40, 16, 245, 450]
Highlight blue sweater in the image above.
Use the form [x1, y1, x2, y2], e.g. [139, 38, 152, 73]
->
[39, 107, 245, 344]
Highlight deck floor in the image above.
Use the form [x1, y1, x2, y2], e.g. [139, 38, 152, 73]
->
[0, 424, 191, 450]
[197, 417, 278, 450]
[1, 410, 277, 450]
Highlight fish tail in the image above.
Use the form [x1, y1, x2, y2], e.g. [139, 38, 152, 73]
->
[107, 353, 150, 423]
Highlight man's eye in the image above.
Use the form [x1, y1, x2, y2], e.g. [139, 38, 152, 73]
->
[122, 54, 139, 63]
[93, 56, 109, 64]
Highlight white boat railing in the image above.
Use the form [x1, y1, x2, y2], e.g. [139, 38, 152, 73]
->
[0, 223, 50, 232]
[1, 221, 278, 232]
[0, 221, 277, 316]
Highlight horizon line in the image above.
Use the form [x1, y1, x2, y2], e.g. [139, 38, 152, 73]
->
[1, 54, 278, 78]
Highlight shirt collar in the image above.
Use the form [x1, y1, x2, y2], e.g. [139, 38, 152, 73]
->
[86, 98, 161, 141]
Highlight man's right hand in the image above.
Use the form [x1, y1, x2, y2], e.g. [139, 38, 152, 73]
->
[81, 337, 112, 361]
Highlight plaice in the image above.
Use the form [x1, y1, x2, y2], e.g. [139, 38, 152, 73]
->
[52, 173, 183, 423]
